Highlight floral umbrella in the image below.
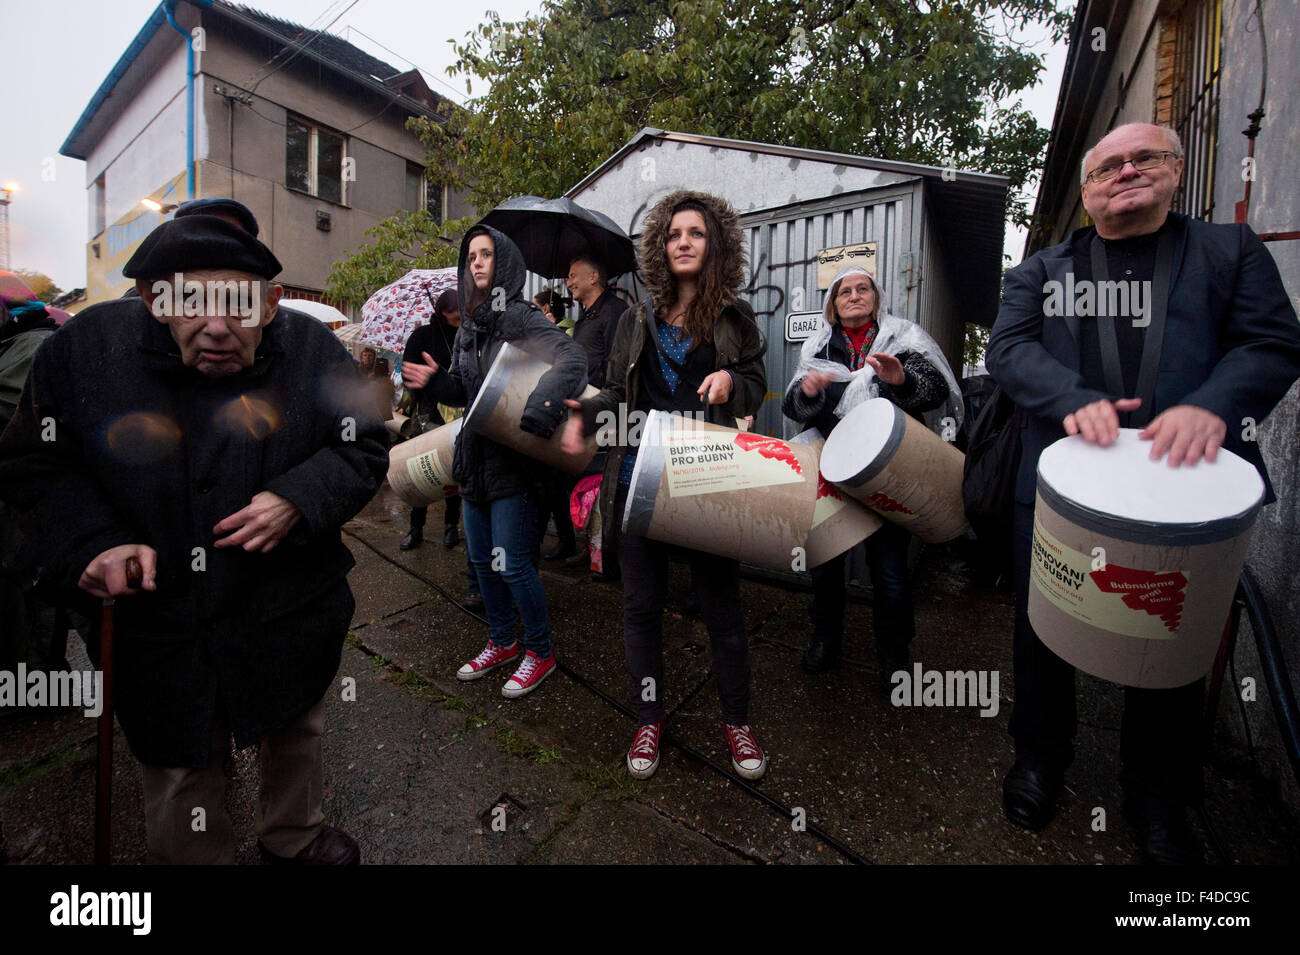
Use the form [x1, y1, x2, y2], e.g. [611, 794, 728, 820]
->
[360, 267, 457, 358]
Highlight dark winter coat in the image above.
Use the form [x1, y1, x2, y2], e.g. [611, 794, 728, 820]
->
[581, 302, 767, 543]
[576, 189, 767, 541]
[429, 224, 588, 504]
[0, 299, 388, 767]
[572, 288, 623, 388]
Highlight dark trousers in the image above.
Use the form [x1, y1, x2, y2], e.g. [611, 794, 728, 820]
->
[410, 492, 460, 531]
[543, 471, 576, 549]
[1008, 502, 1204, 807]
[615, 485, 750, 725]
[809, 521, 914, 660]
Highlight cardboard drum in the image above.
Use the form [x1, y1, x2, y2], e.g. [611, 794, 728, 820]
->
[463, 342, 598, 475]
[622, 412, 878, 571]
[1029, 429, 1264, 689]
[820, 398, 969, 543]
[388, 417, 462, 506]
[789, 430, 883, 566]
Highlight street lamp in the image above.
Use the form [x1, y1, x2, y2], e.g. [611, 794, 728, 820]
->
[141, 198, 179, 214]
[0, 182, 18, 271]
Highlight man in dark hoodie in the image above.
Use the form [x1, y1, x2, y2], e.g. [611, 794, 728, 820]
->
[426, 223, 587, 698]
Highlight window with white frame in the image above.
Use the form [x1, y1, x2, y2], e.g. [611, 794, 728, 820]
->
[405, 161, 444, 225]
[287, 115, 346, 204]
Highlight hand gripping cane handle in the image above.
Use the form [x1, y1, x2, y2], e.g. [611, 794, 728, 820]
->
[95, 556, 142, 865]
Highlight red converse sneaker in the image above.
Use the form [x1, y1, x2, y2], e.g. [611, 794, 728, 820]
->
[457, 641, 519, 681]
[724, 724, 768, 780]
[627, 721, 664, 779]
[501, 650, 556, 698]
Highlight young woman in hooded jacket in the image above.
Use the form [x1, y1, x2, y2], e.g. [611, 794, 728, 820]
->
[425, 224, 588, 697]
[560, 191, 770, 781]
[782, 265, 962, 689]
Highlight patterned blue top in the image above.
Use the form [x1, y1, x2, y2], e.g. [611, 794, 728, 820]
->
[619, 324, 694, 485]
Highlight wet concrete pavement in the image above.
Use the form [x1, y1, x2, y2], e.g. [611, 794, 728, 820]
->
[2, 483, 1297, 865]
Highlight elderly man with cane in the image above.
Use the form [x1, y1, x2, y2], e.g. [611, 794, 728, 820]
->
[0, 214, 388, 864]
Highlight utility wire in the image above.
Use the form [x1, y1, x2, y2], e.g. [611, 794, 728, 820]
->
[245, 0, 365, 93]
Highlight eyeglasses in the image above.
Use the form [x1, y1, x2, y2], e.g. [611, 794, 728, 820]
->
[1085, 150, 1180, 184]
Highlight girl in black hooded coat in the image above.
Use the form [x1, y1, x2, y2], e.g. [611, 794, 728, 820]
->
[427, 224, 587, 698]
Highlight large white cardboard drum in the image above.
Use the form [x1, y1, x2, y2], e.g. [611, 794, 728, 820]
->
[388, 417, 462, 505]
[1030, 429, 1264, 688]
[624, 412, 832, 571]
[463, 342, 598, 475]
[789, 429, 883, 565]
[820, 398, 969, 543]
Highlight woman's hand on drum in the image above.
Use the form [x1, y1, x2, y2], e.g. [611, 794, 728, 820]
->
[1139, 405, 1226, 467]
[697, 370, 733, 405]
[560, 399, 586, 455]
[800, 371, 834, 397]
[865, 352, 905, 386]
[401, 352, 439, 389]
[1063, 397, 1142, 446]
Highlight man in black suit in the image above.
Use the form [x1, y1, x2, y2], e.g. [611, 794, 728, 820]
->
[986, 123, 1300, 863]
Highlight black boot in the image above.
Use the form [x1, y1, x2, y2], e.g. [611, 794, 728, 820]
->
[877, 644, 911, 696]
[400, 527, 423, 550]
[802, 635, 841, 674]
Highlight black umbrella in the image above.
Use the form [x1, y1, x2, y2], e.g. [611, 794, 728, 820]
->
[481, 196, 638, 280]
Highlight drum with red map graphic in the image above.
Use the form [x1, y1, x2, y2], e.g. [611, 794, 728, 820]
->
[819, 397, 969, 543]
[622, 412, 878, 570]
[1029, 429, 1263, 688]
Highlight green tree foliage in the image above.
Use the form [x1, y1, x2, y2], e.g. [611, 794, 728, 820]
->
[332, 1, 1069, 306]
[10, 269, 63, 304]
[326, 210, 475, 309]
[446, 0, 1071, 224]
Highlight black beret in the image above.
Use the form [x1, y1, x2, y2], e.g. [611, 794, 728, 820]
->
[123, 215, 282, 280]
[175, 197, 260, 236]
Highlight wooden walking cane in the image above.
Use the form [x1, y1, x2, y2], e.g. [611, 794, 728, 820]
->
[95, 555, 142, 866]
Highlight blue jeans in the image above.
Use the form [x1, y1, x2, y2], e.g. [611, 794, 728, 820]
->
[461, 493, 553, 657]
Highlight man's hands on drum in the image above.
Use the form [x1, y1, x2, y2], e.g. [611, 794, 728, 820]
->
[1064, 398, 1227, 466]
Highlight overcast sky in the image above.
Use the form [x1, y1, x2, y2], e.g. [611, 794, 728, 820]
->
[0, 0, 1065, 293]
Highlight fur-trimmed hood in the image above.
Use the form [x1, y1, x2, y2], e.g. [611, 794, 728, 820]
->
[638, 190, 746, 313]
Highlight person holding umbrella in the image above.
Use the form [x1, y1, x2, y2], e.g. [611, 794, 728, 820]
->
[560, 190, 769, 781]
[426, 223, 586, 697]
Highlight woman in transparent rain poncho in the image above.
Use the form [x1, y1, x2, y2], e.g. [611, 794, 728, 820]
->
[783, 265, 962, 689]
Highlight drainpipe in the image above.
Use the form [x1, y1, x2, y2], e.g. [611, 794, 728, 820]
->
[1232, 1, 1298, 242]
[163, 1, 213, 200]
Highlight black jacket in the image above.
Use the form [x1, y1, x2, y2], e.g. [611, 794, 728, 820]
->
[0, 300, 388, 767]
[581, 300, 767, 542]
[987, 215, 1300, 506]
[402, 318, 458, 420]
[430, 224, 588, 504]
[573, 288, 622, 388]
